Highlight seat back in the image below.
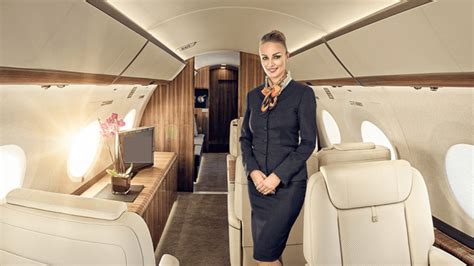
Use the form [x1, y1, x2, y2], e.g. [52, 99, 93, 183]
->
[304, 160, 435, 265]
[317, 142, 390, 168]
[0, 188, 155, 265]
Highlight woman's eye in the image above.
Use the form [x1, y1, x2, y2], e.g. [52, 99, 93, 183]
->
[262, 57, 268, 60]
[273, 55, 281, 59]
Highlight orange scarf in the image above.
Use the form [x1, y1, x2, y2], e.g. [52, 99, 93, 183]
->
[261, 72, 288, 112]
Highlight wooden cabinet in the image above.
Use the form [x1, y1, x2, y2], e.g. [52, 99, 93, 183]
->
[81, 152, 177, 248]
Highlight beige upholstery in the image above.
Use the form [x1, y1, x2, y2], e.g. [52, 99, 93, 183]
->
[158, 254, 180, 266]
[228, 126, 392, 265]
[0, 188, 155, 265]
[317, 142, 390, 167]
[304, 160, 464, 265]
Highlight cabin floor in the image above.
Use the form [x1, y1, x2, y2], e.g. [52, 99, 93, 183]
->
[155, 153, 230, 265]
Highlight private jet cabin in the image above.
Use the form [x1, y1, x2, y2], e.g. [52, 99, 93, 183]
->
[0, 0, 472, 265]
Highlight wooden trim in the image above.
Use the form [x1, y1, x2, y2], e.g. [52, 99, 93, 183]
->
[301, 73, 474, 87]
[0, 67, 168, 85]
[86, 0, 185, 64]
[113, 76, 168, 85]
[357, 72, 474, 87]
[301, 77, 359, 86]
[70, 168, 109, 196]
[290, 0, 433, 57]
[0, 67, 116, 85]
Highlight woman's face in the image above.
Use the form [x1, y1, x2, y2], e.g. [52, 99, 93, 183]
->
[259, 41, 288, 82]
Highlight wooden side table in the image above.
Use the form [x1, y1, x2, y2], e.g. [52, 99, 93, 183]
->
[81, 152, 178, 248]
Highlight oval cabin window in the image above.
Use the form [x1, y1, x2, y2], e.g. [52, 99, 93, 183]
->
[361, 121, 396, 159]
[445, 144, 473, 219]
[122, 109, 136, 131]
[67, 121, 101, 181]
[322, 110, 341, 145]
[0, 145, 26, 199]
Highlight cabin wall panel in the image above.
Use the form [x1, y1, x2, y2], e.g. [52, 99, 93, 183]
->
[312, 85, 474, 238]
[140, 59, 194, 192]
[238, 52, 265, 117]
[194, 66, 210, 88]
[327, 3, 467, 76]
[0, 1, 147, 76]
[0, 84, 156, 194]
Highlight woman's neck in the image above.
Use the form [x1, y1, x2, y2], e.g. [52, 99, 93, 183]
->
[269, 71, 287, 85]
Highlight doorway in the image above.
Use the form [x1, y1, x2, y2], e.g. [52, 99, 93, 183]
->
[208, 66, 238, 152]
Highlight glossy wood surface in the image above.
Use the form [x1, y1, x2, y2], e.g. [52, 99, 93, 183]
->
[81, 152, 177, 248]
[140, 59, 195, 192]
[238, 52, 265, 117]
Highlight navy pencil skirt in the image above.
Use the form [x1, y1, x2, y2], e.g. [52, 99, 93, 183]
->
[247, 180, 307, 262]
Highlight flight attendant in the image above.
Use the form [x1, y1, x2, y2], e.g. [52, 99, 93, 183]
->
[240, 30, 317, 266]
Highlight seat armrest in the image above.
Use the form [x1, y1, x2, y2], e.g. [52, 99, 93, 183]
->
[159, 254, 180, 266]
[429, 246, 465, 266]
[227, 185, 241, 229]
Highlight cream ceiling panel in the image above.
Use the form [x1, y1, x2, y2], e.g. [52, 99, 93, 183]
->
[109, 0, 397, 59]
[1, 0, 147, 75]
[122, 42, 185, 80]
[146, 7, 326, 59]
[420, 0, 473, 72]
[194, 51, 240, 69]
[328, 4, 463, 76]
[288, 45, 350, 80]
[0, 0, 76, 67]
[110, 0, 395, 34]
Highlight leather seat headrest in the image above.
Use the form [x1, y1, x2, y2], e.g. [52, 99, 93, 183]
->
[6, 188, 127, 220]
[321, 160, 413, 209]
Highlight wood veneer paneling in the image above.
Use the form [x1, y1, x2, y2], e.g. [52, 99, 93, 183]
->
[238, 52, 265, 117]
[0, 66, 167, 85]
[301, 72, 474, 87]
[194, 66, 210, 88]
[140, 59, 195, 192]
[209, 68, 238, 151]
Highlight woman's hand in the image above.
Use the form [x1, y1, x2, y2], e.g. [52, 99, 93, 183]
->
[250, 170, 266, 188]
[256, 173, 281, 195]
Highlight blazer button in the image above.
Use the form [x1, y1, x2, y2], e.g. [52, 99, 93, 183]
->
[264, 139, 267, 143]
[263, 126, 267, 131]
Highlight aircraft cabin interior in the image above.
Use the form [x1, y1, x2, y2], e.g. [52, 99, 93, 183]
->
[0, 0, 472, 265]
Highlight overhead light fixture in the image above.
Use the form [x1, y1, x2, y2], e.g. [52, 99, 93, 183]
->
[176, 41, 197, 52]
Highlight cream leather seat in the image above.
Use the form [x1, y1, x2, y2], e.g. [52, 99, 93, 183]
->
[309, 142, 391, 172]
[228, 118, 315, 266]
[304, 160, 464, 265]
[227, 119, 391, 265]
[0, 188, 159, 265]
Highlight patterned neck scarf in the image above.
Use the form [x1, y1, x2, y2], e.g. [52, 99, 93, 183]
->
[260, 71, 291, 112]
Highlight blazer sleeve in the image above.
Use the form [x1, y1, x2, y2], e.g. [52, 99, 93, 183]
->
[273, 87, 317, 186]
[239, 93, 260, 177]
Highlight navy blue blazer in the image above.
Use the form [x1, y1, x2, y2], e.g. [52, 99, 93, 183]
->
[240, 80, 317, 186]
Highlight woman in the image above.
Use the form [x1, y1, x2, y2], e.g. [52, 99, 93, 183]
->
[239, 30, 317, 266]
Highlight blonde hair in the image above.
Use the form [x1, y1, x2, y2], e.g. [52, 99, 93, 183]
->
[260, 30, 288, 52]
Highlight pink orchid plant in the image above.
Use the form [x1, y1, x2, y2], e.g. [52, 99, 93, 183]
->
[98, 113, 132, 178]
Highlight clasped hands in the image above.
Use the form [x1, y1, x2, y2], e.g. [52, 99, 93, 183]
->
[250, 170, 281, 195]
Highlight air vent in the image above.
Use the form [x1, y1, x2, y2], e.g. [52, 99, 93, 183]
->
[323, 88, 334, 99]
[127, 87, 137, 99]
[101, 100, 113, 106]
[349, 101, 363, 107]
[176, 41, 197, 52]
